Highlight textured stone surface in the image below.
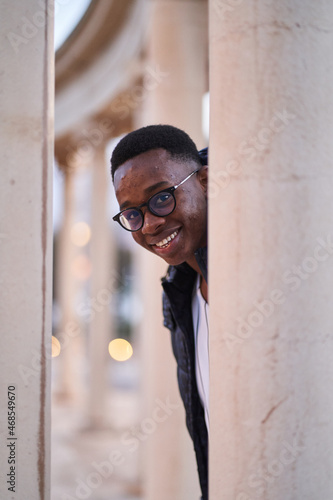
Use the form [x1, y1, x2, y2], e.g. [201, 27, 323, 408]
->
[209, 1, 333, 498]
[0, 1, 54, 498]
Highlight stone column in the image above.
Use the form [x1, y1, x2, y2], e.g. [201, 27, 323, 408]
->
[55, 168, 83, 402]
[88, 145, 114, 427]
[143, 0, 208, 147]
[138, 1, 208, 499]
[0, 1, 54, 498]
[209, 2, 333, 499]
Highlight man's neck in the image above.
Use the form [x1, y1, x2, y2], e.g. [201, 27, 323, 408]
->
[200, 276, 208, 303]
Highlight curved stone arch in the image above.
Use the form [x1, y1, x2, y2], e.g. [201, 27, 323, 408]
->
[55, 0, 148, 139]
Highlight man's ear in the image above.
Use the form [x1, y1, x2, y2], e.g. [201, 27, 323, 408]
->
[197, 165, 208, 196]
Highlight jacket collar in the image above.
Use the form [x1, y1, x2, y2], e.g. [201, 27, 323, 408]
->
[161, 246, 208, 339]
[194, 246, 208, 283]
[162, 246, 208, 287]
[162, 262, 196, 343]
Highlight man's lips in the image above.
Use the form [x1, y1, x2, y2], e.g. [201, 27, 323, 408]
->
[150, 229, 180, 249]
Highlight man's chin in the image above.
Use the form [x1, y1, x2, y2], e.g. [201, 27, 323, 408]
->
[162, 255, 185, 266]
[147, 245, 184, 266]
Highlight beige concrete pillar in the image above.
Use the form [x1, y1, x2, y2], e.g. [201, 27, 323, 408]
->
[143, 0, 208, 148]
[88, 145, 114, 427]
[55, 168, 84, 402]
[0, 1, 54, 498]
[137, 1, 208, 499]
[209, 2, 333, 499]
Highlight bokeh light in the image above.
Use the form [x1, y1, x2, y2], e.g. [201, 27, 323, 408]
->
[52, 336, 61, 358]
[108, 339, 133, 362]
[70, 222, 91, 247]
[71, 254, 92, 280]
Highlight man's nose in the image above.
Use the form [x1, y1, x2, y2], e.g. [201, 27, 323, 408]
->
[141, 209, 166, 234]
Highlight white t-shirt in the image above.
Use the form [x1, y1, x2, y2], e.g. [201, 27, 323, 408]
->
[191, 274, 210, 432]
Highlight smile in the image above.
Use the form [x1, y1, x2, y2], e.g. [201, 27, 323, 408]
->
[154, 230, 179, 248]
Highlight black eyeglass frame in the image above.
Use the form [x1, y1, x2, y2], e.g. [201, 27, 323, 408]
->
[113, 168, 201, 232]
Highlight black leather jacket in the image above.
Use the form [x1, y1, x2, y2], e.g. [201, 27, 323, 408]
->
[161, 246, 208, 500]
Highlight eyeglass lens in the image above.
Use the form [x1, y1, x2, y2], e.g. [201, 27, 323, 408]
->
[150, 191, 174, 215]
[120, 190, 176, 231]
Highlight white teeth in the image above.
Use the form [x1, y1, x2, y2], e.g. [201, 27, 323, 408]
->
[155, 230, 178, 248]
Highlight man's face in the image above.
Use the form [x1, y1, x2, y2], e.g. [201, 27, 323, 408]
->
[113, 148, 207, 266]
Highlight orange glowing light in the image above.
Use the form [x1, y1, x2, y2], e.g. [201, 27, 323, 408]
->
[108, 339, 133, 362]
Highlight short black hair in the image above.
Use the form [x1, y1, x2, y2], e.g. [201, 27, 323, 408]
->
[110, 124, 202, 181]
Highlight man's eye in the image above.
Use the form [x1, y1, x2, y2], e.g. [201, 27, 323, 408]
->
[126, 210, 140, 220]
[155, 193, 172, 205]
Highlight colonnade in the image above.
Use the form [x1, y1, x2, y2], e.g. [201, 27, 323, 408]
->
[1, 1, 333, 499]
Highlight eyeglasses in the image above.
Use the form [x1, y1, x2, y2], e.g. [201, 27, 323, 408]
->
[113, 168, 200, 232]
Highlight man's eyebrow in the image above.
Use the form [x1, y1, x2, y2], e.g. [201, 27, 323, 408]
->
[119, 180, 170, 210]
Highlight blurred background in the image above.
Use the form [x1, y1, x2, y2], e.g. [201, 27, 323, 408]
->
[52, 1, 208, 498]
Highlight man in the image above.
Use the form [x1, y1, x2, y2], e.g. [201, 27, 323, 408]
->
[110, 124, 208, 499]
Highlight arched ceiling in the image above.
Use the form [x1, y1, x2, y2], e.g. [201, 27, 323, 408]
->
[55, 0, 148, 142]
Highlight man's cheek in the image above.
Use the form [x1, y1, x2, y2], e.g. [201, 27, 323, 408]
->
[132, 233, 152, 252]
[132, 233, 143, 247]
[132, 233, 143, 246]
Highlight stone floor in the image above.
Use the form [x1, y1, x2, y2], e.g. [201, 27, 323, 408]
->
[51, 360, 142, 500]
